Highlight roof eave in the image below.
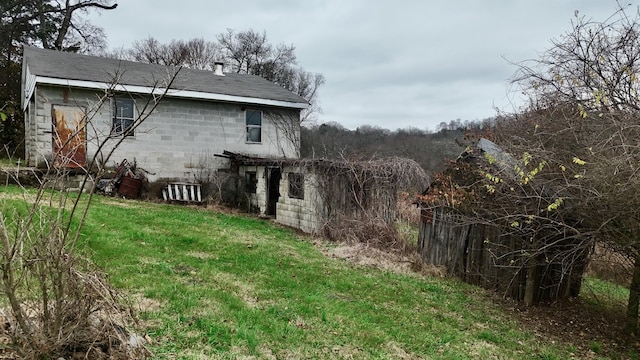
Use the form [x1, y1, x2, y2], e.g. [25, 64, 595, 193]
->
[34, 76, 310, 109]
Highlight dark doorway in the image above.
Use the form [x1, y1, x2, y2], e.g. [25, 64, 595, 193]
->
[266, 167, 281, 216]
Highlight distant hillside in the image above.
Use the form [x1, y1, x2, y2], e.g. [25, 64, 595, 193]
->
[300, 123, 467, 175]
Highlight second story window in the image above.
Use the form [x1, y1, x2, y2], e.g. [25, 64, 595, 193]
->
[246, 109, 262, 143]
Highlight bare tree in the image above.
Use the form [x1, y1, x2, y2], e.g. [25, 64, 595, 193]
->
[128, 37, 221, 70]
[510, 4, 640, 334]
[28, 0, 116, 52]
[128, 36, 185, 66]
[1, 0, 115, 52]
[217, 29, 325, 125]
[451, 3, 640, 333]
[217, 29, 274, 75]
[0, 0, 116, 157]
[182, 37, 221, 70]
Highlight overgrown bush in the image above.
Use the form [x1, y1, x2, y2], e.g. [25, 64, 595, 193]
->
[0, 177, 147, 359]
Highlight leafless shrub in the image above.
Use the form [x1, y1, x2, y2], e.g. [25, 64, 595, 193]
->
[315, 156, 428, 253]
[0, 66, 179, 358]
[324, 211, 400, 246]
[193, 151, 233, 204]
[397, 196, 421, 226]
[0, 171, 149, 359]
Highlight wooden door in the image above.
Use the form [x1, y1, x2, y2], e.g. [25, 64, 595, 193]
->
[52, 105, 86, 169]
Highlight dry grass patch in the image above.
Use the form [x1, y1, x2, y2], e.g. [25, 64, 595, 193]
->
[0, 191, 38, 203]
[208, 272, 260, 308]
[385, 341, 422, 360]
[134, 294, 164, 313]
[321, 242, 424, 275]
[187, 251, 218, 260]
[99, 198, 145, 208]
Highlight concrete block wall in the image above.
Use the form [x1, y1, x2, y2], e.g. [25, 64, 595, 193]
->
[26, 86, 105, 167]
[23, 95, 37, 164]
[25, 85, 300, 181]
[275, 169, 324, 234]
[238, 165, 265, 212]
[239, 165, 324, 234]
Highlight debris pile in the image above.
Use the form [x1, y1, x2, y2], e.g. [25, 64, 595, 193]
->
[96, 159, 146, 199]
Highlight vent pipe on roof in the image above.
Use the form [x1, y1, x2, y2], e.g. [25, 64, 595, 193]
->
[214, 61, 225, 76]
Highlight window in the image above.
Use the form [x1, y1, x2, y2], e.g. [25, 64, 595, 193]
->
[246, 109, 262, 143]
[112, 97, 135, 136]
[288, 173, 304, 199]
[245, 171, 257, 193]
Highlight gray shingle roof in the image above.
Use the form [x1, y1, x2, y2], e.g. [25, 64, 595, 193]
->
[23, 46, 308, 107]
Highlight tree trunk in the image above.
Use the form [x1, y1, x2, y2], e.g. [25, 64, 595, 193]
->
[625, 254, 640, 335]
[524, 262, 538, 306]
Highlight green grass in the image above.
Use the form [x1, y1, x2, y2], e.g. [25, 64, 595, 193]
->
[0, 157, 22, 168]
[582, 276, 629, 309]
[0, 186, 628, 359]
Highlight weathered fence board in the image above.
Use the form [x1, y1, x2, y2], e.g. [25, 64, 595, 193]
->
[418, 208, 589, 304]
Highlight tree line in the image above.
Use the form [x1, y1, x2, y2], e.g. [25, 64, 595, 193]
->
[300, 121, 492, 175]
[298, 108, 495, 175]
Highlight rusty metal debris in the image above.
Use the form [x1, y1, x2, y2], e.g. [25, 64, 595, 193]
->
[96, 159, 146, 199]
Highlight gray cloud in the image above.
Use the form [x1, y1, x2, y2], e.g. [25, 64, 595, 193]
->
[87, 0, 632, 130]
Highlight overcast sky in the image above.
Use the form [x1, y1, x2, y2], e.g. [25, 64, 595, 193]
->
[87, 1, 635, 131]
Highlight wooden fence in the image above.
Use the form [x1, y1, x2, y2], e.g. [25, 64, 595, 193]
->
[418, 208, 588, 304]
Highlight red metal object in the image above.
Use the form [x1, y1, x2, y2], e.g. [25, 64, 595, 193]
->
[118, 175, 143, 199]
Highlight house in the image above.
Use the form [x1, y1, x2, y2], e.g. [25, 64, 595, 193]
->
[21, 46, 308, 182]
[20, 46, 426, 236]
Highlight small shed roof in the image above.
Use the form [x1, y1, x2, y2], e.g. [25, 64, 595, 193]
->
[21, 46, 309, 110]
[220, 150, 428, 188]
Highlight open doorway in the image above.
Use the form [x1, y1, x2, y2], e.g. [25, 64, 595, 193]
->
[266, 167, 281, 216]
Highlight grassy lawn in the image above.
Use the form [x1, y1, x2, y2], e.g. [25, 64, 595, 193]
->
[0, 186, 631, 359]
[0, 158, 15, 168]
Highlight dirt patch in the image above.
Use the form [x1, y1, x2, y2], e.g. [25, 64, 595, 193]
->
[323, 242, 414, 274]
[134, 294, 164, 313]
[385, 341, 421, 359]
[319, 241, 445, 277]
[484, 291, 637, 358]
